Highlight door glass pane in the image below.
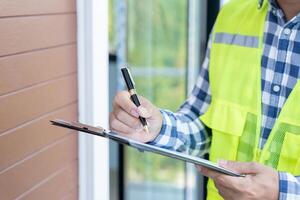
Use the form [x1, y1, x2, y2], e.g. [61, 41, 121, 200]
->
[125, 1, 188, 200]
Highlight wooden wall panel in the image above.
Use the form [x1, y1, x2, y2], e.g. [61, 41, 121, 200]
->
[0, 44, 77, 95]
[0, 104, 77, 171]
[18, 161, 78, 200]
[0, 0, 76, 17]
[0, 0, 79, 198]
[0, 14, 76, 57]
[0, 134, 77, 200]
[0, 74, 77, 133]
[62, 188, 78, 200]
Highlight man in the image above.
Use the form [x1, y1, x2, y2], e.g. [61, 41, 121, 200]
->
[110, 0, 300, 199]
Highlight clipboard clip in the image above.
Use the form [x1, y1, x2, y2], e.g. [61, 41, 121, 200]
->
[50, 119, 106, 135]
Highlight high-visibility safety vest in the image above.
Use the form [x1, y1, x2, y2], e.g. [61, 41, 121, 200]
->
[199, 0, 300, 199]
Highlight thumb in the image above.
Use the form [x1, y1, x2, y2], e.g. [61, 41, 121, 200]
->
[137, 106, 151, 118]
[218, 160, 262, 174]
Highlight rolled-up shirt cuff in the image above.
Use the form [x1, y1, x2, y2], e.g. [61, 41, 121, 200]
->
[147, 109, 176, 148]
[278, 171, 300, 200]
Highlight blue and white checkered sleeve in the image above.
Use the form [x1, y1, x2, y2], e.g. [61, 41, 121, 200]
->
[148, 38, 212, 157]
[279, 172, 300, 200]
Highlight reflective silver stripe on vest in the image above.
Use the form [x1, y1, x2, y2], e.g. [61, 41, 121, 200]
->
[214, 32, 259, 48]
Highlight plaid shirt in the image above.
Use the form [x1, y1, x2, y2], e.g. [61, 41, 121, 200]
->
[150, 1, 300, 199]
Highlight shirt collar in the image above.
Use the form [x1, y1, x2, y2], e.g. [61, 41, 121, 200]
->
[258, 0, 276, 10]
[269, 0, 279, 9]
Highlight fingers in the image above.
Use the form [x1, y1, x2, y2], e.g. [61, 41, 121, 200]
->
[113, 106, 142, 129]
[109, 119, 154, 143]
[136, 106, 150, 118]
[111, 91, 161, 142]
[114, 91, 139, 117]
[138, 96, 154, 118]
[196, 165, 246, 191]
[109, 113, 138, 134]
[196, 165, 222, 179]
[214, 182, 235, 200]
[114, 91, 153, 119]
[219, 160, 262, 174]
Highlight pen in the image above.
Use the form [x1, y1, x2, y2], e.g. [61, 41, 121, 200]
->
[121, 67, 149, 133]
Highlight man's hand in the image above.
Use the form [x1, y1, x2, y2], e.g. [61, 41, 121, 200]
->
[109, 91, 163, 143]
[196, 160, 279, 200]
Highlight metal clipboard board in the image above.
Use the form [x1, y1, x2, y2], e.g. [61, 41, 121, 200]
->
[50, 119, 244, 177]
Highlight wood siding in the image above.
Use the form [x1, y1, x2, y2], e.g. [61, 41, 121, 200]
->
[0, 0, 78, 199]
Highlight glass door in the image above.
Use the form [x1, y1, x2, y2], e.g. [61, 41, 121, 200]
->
[108, 0, 215, 199]
[124, 1, 188, 200]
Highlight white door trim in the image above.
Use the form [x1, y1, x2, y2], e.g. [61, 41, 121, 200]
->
[76, 0, 109, 199]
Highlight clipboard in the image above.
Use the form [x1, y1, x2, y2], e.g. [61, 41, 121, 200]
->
[50, 119, 245, 177]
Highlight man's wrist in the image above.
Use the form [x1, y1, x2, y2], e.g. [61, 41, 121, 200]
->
[147, 109, 175, 145]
